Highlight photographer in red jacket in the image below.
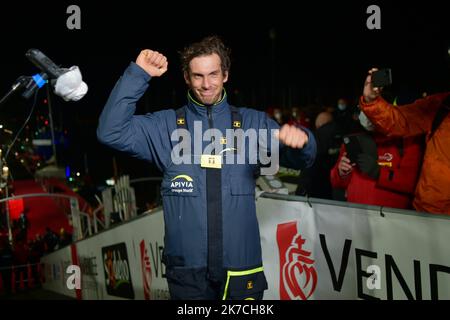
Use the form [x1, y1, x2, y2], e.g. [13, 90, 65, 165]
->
[330, 108, 423, 209]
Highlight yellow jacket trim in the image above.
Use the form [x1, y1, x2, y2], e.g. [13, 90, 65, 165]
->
[187, 89, 227, 107]
[222, 266, 264, 300]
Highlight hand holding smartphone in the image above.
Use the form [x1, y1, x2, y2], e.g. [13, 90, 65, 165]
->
[371, 68, 392, 88]
[343, 134, 363, 164]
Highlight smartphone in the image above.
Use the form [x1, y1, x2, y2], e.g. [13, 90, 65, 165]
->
[343, 135, 363, 164]
[371, 68, 392, 88]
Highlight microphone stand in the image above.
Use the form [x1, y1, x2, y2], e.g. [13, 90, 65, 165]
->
[46, 84, 58, 166]
[0, 73, 48, 108]
[0, 76, 30, 108]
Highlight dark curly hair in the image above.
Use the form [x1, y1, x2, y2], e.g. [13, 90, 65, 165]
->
[180, 35, 231, 75]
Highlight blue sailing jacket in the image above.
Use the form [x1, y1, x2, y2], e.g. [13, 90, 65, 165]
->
[97, 62, 316, 274]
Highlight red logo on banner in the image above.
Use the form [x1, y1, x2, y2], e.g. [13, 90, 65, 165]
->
[277, 221, 317, 300]
[140, 240, 152, 300]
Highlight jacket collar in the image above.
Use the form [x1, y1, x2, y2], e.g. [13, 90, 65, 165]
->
[186, 89, 229, 116]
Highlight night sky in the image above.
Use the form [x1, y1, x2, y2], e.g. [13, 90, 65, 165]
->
[1, 1, 449, 186]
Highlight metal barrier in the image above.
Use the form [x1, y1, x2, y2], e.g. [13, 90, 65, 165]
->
[0, 262, 45, 294]
[0, 193, 88, 296]
[0, 193, 89, 243]
[258, 191, 450, 221]
[36, 189, 450, 299]
[97, 175, 162, 231]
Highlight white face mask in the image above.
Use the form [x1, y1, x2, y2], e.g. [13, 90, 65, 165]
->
[274, 111, 282, 122]
[337, 103, 347, 111]
[358, 111, 375, 131]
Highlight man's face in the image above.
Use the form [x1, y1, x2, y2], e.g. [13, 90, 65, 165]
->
[184, 53, 228, 105]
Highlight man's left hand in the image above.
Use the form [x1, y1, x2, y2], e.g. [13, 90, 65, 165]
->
[276, 124, 309, 149]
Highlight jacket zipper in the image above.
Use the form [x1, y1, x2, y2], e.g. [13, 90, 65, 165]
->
[207, 106, 215, 155]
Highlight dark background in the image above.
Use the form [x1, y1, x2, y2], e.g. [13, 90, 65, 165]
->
[0, 0, 449, 188]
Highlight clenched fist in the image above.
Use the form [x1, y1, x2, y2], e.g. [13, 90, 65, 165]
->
[276, 124, 309, 149]
[136, 49, 168, 77]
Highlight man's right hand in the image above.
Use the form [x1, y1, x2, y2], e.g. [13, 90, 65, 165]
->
[136, 49, 168, 77]
[338, 152, 355, 177]
[363, 68, 382, 103]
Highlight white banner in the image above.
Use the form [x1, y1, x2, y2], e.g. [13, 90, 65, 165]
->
[257, 196, 450, 300]
[41, 245, 75, 298]
[42, 195, 450, 300]
[42, 209, 169, 300]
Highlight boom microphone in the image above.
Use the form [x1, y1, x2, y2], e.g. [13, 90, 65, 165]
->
[25, 49, 88, 101]
[25, 49, 66, 79]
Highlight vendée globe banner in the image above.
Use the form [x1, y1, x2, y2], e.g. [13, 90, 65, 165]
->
[42, 194, 450, 300]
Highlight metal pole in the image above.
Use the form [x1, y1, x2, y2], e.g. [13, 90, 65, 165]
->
[0, 150, 13, 247]
[93, 211, 98, 234]
[46, 86, 58, 166]
[5, 183, 13, 247]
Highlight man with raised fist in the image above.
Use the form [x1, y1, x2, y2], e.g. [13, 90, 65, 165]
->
[98, 36, 316, 299]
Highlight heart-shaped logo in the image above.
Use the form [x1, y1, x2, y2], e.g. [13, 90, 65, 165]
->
[277, 221, 317, 300]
